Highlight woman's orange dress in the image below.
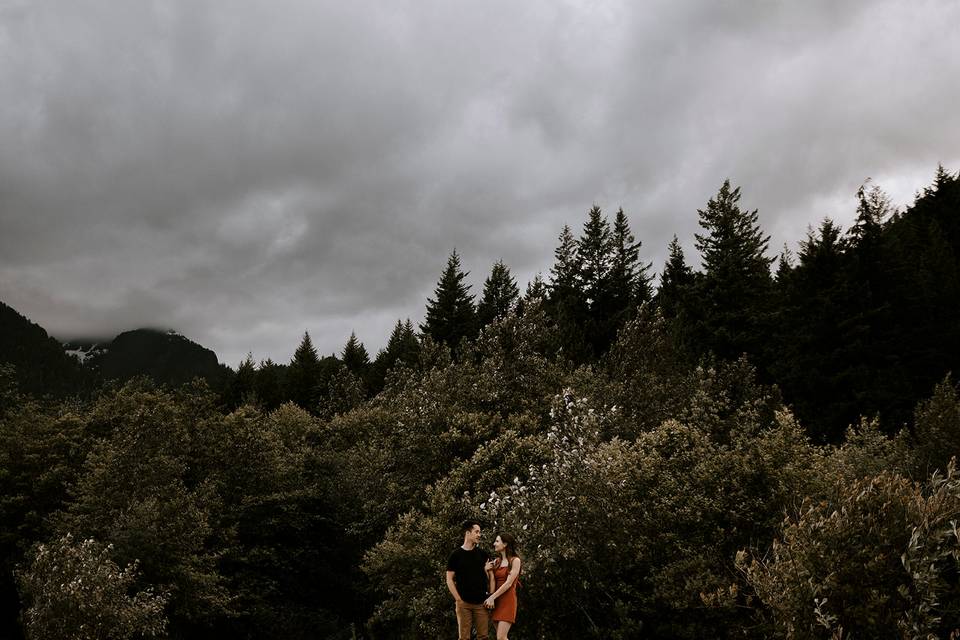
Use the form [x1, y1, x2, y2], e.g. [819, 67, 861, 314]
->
[492, 561, 518, 624]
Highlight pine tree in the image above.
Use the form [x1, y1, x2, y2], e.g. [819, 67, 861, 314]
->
[577, 205, 612, 312]
[525, 273, 547, 302]
[516, 273, 547, 317]
[477, 260, 520, 327]
[341, 332, 370, 377]
[421, 250, 477, 350]
[399, 319, 420, 363]
[547, 225, 590, 362]
[254, 358, 285, 411]
[227, 353, 258, 409]
[775, 244, 794, 283]
[693, 180, 773, 360]
[769, 219, 856, 441]
[549, 225, 579, 295]
[656, 235, 695, 321]
[369, 319, 422, 394]
[286, 332, 323, 411]
[610, 208, 652, 305]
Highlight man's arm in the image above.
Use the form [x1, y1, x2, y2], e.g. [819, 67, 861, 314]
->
[445, 570, 461, 602]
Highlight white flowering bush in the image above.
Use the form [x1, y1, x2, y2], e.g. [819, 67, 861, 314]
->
[17, 534, 167, 640]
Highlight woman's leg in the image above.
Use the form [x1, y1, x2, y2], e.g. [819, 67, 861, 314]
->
[496, 621, 513, 640]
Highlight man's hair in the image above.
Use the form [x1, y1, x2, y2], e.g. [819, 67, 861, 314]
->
[461, 520, 481, 535]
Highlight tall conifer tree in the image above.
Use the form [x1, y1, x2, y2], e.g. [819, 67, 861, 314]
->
[421, 250, 477, 349]
[477, 260, 520, 327]
[656, 235, 695, 321]
[693, 180, 773, 360]
[577, 205, 612, 313]
[547, 225, 590, 361]
[610, 208, 652, 306]
[516, 273, 547, 317]
[287, 331, 322, 411]
[341, 332, 370, 377]
[369, 320, 420, 394]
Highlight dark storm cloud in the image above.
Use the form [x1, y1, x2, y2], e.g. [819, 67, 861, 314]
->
[1, 0, 958, 365]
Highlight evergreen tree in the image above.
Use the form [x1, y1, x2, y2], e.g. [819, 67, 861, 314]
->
[421, 250, 478, 350]
[226, 353, 258, 409]
[477, 260, 520, 327]
[369, 319, 421, 394]
[525, 273, 547, 302]
[610, 208, 652, 305]
[598, 208, 653, 352]
[692, 180, 773, 360]
[774, 244, 794, 283]
[399, 319, 421, 364]
[516, 273, 547, 317]
[656, 235, 695, 321]
[547, 225, 590, 362]
[286, 332, 323, 411]
[577, 205, 612, 314]
[769, 219, 855, 441]
[549, 225, 580, 295]
[341, 332, 370, 377]
[254, 358, 285, 411]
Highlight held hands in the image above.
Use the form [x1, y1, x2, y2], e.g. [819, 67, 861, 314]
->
[484, 595, 495, 609]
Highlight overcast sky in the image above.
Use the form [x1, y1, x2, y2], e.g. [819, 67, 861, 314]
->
[2, 0, 959, 367]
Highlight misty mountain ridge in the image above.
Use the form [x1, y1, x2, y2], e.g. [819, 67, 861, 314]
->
[86, 328, 230, 389]
[0, 302, 229, 393]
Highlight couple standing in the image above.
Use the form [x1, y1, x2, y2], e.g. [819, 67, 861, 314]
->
[445, 520, 522, 640]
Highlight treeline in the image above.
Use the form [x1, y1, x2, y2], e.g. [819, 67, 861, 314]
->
[1, 167, 960, 639]
[227, 167, 960, 443]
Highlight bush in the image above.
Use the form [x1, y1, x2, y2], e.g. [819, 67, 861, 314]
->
[741, 464, 960, 639]
[17, 534, 167, 640]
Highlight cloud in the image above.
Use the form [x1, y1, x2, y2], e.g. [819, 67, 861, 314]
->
[1, 0, 958, 366]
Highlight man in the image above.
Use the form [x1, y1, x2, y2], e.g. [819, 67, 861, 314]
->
[446, 520, 490, 640]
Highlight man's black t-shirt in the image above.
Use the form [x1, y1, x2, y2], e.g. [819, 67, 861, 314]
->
[447, 547, 488, 604]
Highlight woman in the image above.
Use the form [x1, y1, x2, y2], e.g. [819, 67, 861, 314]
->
[484, 533, 521, 640]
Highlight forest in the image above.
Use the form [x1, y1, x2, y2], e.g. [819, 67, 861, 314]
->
[2, 167, 960, 639]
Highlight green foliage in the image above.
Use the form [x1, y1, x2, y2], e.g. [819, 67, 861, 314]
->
[225, 353, 258, 409]
[253, 357, 286, 411]
[321, 365, 366, 419]
[55, 382, 230, 630]
[40, 381, 355, 637]
[4, 166, 960, 639]
[547, 224, 591, 363]
[369, 319, 420, 395]
[741, 466, 960, 639]
[17, 534, 167, 640]
[912, 375, 960, 478]
[362, 428, 549, 638]
[0, 397, 94, 635]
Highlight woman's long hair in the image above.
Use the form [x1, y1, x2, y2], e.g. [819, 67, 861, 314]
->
[497, 532, 519, 560]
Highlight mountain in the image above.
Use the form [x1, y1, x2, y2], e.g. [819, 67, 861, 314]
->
[0, 300, 232, 396]
[0, 300, 87, 396]
[86, 329, 232, 390]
